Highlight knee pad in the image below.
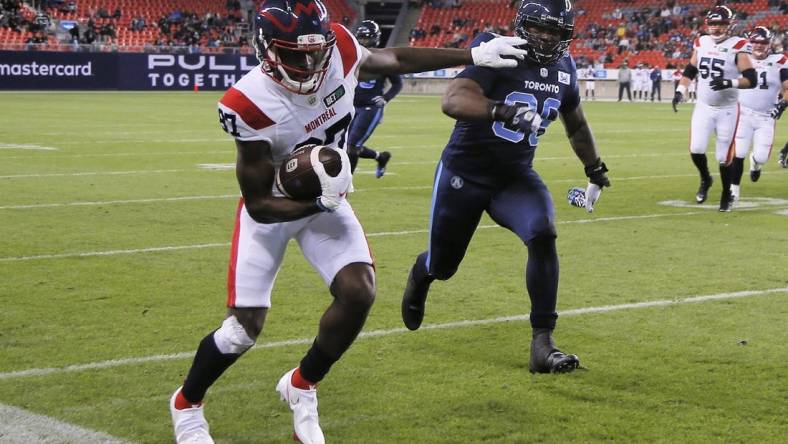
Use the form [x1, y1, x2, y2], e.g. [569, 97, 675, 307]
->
[213, 315, 255, 355]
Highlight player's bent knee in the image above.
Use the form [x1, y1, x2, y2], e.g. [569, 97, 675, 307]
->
[689, 145, 707, 155]
[213, 315, 256, 355]
[332, 263, 376, 310]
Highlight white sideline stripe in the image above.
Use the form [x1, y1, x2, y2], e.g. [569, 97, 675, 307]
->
[0, 144, 58, 151]
[0, 195, 237, 210]
[0, 287, 785, 381]
[0, 243, 230, 262]
[0, 403, 131, 443]
[0, 169, 185, 179]
[1, 150, 229, 160]
[0, 209, 765, 262]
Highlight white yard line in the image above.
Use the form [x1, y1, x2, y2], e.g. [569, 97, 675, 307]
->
[0, 169, 187, 179]
[0, 144, 58, 151]
[0, 403, 131, 444]
[0, 287, 785, 382]
[0, 195, 237, 210]
[0, 209, 752, 263]
[0, 211, 683, 262]
[1, 150, 229, 160]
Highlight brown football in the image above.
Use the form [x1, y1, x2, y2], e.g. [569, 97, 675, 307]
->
[275, 145, 342, 200]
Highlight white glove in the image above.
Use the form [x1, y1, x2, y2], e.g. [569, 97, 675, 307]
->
[372, 96, 387, 107]
[470, 36, 528, 69]
[584, 182, 602, 213]
[311, 146, 351, 212]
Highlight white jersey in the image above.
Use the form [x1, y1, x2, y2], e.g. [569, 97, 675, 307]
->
[217, 23, 364, 195]
[738, 53, 787, 114]
[634, 68, 649, 84]
[694, 35, 752, 107]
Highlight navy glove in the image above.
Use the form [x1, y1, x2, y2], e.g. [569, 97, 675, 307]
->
[709, 78, 733, 91]
[491, 102, 545, 138]
[771, 100, 787, 120]
[672, 91, 683, 112]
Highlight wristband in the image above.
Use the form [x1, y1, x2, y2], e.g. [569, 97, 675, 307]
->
[676, 85, 687, 95]
[731, 79, 740, 88]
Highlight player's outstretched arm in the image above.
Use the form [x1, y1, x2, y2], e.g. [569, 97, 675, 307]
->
[561, 105, 610, 212]
[235, 140, 322, 224]
[358, 36, 526, 80]
[673, 50, 698, 112]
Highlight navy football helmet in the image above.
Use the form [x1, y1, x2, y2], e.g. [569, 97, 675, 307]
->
[705, 5, 734, 42]
[355, 20, 381, 48]
[253, 0, 335, 94]
[514, 0, 574, 65]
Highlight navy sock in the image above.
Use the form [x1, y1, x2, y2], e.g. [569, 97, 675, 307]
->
[730, 157, 744, 186]
[691, 153, 711, 181]
[526, 236, 559, 330]
[181, 332, 240, 403]
[299, 341, 338, 383]
[359, 147, 378, 159]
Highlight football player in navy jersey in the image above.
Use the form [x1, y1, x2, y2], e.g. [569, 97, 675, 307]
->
[348, 20, 402, 177]
[401, 0, 610, 374]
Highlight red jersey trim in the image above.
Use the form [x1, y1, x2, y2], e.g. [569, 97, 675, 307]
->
[220, 87, 275, 130]
[732, 39, 747, 50]
[778, 56, 787, 65]
[694, 37, 700, 48]
[332, 23, 359, 77]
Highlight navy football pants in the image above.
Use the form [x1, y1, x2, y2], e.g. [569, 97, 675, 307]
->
[420, 162, 559, 329]
[348, 106, 384, 151]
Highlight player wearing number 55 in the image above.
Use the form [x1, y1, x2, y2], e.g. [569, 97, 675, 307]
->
[168, 0, 531, 443]
[672, 5, 757, 212]
[401, 0, 609, 374]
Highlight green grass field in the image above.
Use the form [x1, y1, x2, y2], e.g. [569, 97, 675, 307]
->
[1, 92, 786, 443]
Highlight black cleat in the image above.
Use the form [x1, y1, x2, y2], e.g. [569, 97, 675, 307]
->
[529, 328, 580, 374]
[401, 264, 432, 331]
[719, 190, 733, 212]
[375, 151, 391, 178]
[696, 177, 713, 204]
[750, 169, 761, 182]
[778, 151, 788, 168]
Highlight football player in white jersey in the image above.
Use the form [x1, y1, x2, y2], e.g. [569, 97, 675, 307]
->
[583, 64, 595, 100]
[729, 27, 788, 201]
[167, 1, 529, 443]
[634, 63, 649, 101]
[672, 5, 757, 212]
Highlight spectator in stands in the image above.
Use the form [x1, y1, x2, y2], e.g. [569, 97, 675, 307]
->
[618, 61, 633, 102]
[430, 24, 441, 36]
[97, 7, 108, 19]
[112, 7, 121, 19]
[618, 35, 630, 55]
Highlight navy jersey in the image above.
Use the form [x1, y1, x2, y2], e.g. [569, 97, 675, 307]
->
[442, 32, 580, 186]
[354, 74, 403, 106]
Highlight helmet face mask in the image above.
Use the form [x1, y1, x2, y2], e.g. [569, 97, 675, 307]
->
[514, 1, 574, 65]
[253, 0, 335, 94]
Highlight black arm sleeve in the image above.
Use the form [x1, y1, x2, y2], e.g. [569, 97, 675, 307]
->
[780, 68, 788, 83]
[741, 68, 757, 89]
[382, 74, 403, 102]
[682, 64, 698, 80]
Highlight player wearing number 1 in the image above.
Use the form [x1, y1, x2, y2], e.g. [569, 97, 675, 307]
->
[401, 0, 610, 374]
[672, 5, 757, 212]
[729, 26, 788, 200]
[168, 1, 528, 443]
